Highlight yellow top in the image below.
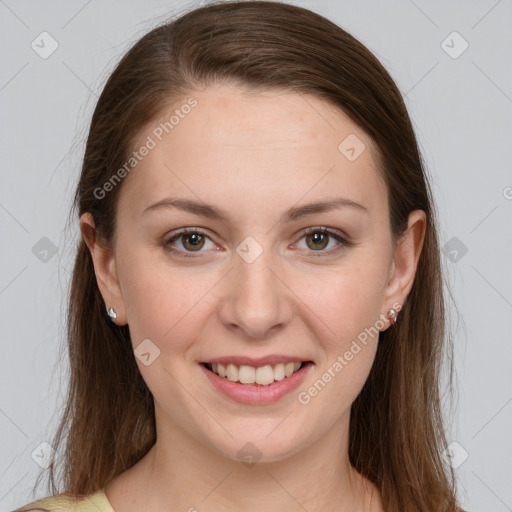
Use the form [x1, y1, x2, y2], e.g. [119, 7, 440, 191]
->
[14, 490, 115, 512]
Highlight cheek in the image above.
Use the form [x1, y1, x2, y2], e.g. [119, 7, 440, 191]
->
[115, 246, 168, 336]
[118, 248, 219, 353]
[298, 261, 387, 344]
[293, 270, 383, 418]
[293, 256, 387, 389]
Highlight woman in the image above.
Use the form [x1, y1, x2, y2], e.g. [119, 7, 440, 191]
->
[15, 1, 465, 511]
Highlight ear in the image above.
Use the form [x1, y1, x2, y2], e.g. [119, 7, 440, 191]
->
[79, 212, 127, 325]
[380, 209, 426, 330]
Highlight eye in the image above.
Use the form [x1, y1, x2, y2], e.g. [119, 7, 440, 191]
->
[163, 228, 217, 257]
[295, 226, 350, 255]
[163, 226, 351, 258]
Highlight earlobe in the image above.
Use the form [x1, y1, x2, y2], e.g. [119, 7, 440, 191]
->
[79, 212, 127, 325]
[381, 209, 426, 329]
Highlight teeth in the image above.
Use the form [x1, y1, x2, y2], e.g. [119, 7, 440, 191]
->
[226, 363, 238, 382]
[208, 361, 304, 385]
[274, 363, 285, 381]
[239, 364, 256, 384]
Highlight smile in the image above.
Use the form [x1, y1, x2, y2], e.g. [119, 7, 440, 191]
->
[204, 361, 304, 386]
[200, 360, 314, 404]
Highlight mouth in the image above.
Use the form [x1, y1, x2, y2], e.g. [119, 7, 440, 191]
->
[201, 360, 313, 386]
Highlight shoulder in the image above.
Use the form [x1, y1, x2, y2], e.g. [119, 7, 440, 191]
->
[13, 490, 114, 512]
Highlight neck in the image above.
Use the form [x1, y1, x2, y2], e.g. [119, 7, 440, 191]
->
[106, 404, 383, 512]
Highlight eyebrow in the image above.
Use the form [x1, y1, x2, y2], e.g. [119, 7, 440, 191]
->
[142, 196, 368, 223]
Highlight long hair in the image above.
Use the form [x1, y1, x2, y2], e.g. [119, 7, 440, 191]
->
[34, 2, 463, 510]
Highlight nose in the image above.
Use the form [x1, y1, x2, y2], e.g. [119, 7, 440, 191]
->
[218, 248, 293, 340]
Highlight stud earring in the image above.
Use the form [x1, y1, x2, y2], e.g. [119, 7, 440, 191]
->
[107, 307, 117, 322]
[387, 308, 397, 325]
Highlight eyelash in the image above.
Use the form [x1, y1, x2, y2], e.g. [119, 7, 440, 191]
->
[163, 226, 351, 258]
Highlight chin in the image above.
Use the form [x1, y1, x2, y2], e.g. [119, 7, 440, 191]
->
[206, 428, 308, 466]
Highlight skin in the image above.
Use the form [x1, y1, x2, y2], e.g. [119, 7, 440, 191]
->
[81, 84, 425, 512]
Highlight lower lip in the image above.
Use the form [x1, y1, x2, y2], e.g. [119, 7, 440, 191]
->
[199, 362, 314, 404]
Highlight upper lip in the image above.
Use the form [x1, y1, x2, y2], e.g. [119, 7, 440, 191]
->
[201, 355, 312, 367]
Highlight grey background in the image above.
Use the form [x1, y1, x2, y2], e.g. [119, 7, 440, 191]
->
[1, 1, 511, 511]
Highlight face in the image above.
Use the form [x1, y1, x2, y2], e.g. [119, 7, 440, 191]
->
[87, 84, 418, 463]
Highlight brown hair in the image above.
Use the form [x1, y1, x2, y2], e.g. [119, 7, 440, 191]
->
[33, 1, 464, 510]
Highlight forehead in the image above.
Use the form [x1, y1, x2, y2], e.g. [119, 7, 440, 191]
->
[118, 84, 387, 222]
